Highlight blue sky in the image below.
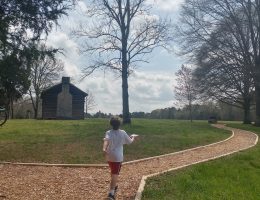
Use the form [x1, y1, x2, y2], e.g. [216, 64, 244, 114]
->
[47, 0, 185, 114]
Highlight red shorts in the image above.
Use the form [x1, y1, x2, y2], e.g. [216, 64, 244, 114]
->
[108, 162, 122, 175]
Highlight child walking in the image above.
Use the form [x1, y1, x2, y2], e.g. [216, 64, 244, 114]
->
[103, 116, 138, 200]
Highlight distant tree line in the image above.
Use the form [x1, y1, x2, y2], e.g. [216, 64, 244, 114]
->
[147, 103, 249, 121]
[11, 99, 249, 121]
[81, 101, 250, 122]
[134, 103, 250, 121]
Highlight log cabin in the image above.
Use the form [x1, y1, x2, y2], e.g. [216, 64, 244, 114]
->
[41, 77, 88, 119]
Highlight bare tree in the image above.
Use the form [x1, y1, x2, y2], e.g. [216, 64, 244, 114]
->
[176, 0, 260, 125]
[72, 0, 172, 124]
[85, 89, 97, 115]
[28, 45, 64, 118]
[193, 25, 255, 124]
[174, 65, 198, 122]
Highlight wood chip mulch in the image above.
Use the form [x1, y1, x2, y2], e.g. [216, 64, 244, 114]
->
[0, 125, 258, 200]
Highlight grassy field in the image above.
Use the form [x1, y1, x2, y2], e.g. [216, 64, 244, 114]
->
[0, 119, 229, 164]
[142, 123, 260, 200]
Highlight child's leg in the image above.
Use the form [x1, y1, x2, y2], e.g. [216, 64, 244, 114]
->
[108, 162, 122, 194]
[110, 174, 118, 190]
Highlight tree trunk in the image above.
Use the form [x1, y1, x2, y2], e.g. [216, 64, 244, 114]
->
[34, 97, 38, 119]
[9, 97, 14, 119]
[121, 39, 131, 124]
[85, 97, 88, 116]
[189, 99, 192, 122]
[122, 65, 131, 124]
[29, 90, 37, 119]
[255, 60, 260, 126]
[255, 85, 260, 126]
[189, 104, 192, 122]
[243, 99, 251, 124]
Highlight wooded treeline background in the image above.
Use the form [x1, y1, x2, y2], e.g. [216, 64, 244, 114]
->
[93, 102, 254, 121]
[12, 98, 252, 122]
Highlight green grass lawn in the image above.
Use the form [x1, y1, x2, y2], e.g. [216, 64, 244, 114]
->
[142, 123, 260, 200]
[0, 119, 229, 164]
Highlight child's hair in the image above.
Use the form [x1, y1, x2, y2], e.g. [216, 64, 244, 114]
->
[110, 116, 121, 130]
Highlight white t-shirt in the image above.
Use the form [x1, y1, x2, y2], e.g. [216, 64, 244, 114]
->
[104, 129, 133, 162]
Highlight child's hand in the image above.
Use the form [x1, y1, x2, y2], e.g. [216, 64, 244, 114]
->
[131, 134, 139, 138]
[130, 134, 140, 141]
[103, 149, 108, 156]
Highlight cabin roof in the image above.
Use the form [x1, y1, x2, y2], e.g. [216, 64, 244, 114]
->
[41, 83, 88, 98]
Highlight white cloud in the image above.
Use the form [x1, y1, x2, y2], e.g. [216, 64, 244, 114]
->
[46, 31, 78, 56]
[77, 74, 122, 114]
[146, 0, 184, 11]
[46, 31, 82, 77]
[74, 71, 176, 114]
[129, 71, 175, 112]
[77, 1, 88, 12]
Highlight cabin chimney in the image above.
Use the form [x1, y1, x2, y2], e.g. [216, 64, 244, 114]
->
[62, 77, 70, 84]
[57, 76, 72, 118]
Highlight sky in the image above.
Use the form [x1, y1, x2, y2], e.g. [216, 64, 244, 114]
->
[46, 0, 185, 114]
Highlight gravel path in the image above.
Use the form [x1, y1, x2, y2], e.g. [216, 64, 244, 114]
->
[0, 124, 258, 200]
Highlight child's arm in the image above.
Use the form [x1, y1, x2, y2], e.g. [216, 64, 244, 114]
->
[103, 131, 110, 153]
[124, 132, 139, 144]
[103, 140, 109, 153]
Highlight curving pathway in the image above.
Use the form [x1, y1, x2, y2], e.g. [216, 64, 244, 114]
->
[0, 124, 258, 200]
